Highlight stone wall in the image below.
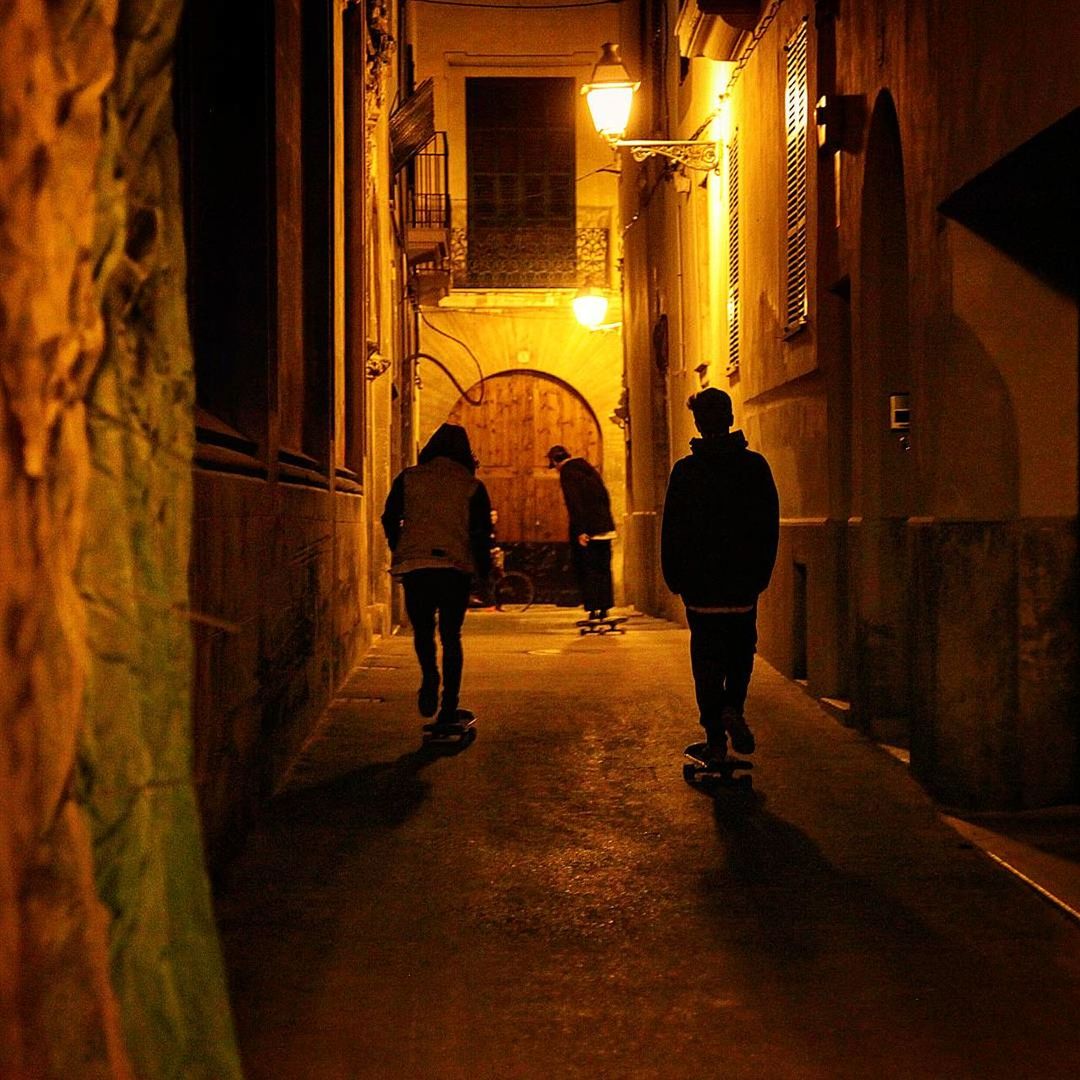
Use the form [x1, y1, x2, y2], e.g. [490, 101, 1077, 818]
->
[1, 0, 240, 1076]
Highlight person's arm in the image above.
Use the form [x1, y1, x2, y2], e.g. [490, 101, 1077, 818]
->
[468, 481, 493, 578]
[660, 462, 689, 595]
[755, 459, 781, 593]
[559, 468, 588, 537]
[381, 473, 406, 551]
[586, 469, 616, 534]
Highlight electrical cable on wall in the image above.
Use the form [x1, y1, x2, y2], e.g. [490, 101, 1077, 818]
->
[418, 310, 487, 405]
[409, 351, 485, 406]
[687, 0, 789, 141]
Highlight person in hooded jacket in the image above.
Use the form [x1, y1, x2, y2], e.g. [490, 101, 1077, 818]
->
[546, 445, 617, 620]
[661, 388, 779, 759]
[382, 424, 492, 725]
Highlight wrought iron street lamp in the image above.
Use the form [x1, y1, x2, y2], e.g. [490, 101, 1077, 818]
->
[582, 43, 720, 173]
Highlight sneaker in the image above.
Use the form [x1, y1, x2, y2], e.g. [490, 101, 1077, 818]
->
[726, 712, 756, 755]
[418, 673, 439, 718]
[703, 724, 728, 760]
[434, 707, 473, 728]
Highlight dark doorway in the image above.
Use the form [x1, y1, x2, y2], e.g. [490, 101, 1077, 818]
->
[854, 91, 914, 747]
[793, 562, 808, 682]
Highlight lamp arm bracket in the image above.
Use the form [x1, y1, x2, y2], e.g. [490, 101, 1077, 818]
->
[615, 139, 720, 173]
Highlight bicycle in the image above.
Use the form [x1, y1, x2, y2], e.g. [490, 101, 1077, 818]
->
[485, 546, 535, 612]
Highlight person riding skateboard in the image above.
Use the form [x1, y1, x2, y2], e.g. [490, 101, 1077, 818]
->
[546, 445, 616, 621]
[661, 389, 779, 759]
[382, 423, 492, 726]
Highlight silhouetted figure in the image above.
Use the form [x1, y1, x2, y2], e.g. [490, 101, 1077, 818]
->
[661, 389, 779, 758]
[547, 445, 616, 619]
[382, 424, 492, 724]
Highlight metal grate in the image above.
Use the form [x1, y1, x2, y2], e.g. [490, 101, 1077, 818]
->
[407, 132, 450, 230]
[727, 131, 740, 376]
[784, 18, 809, 332]
[465, 77, 576, 287]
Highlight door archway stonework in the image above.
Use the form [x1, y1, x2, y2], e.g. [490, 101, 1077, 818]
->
[416, 302, 626, 601]
[448, 371, 602, 544]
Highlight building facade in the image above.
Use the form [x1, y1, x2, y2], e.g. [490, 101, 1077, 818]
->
[618, 0, 1078, 810]
[408, 0, 635, 600]
[2, 0, 412, 1074]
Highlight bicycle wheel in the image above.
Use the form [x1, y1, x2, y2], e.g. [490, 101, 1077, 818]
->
[492, 571, 535, 613]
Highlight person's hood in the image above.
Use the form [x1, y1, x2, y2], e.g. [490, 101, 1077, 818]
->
[418, 423, 476, 472]
[689, 430, 748, 458]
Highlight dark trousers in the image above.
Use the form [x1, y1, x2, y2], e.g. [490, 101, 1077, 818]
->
[402, 569, 471, 715]
[685, 607, 758, 739]
[571, 538, 613, 613]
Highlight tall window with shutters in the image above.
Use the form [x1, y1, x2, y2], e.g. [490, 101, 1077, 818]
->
[465, 77, 576, 287]
[726, 130, 740, 377]
[783, 19, 809, 333]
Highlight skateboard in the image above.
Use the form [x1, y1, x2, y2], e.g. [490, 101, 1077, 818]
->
[422, 709, 477, 746]
[576, 615, 628, 636]
[682, 742, 753, 789]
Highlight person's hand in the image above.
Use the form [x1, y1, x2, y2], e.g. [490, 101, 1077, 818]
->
[577, 533, 590, 547]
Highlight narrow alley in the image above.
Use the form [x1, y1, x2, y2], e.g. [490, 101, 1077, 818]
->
[4, 1, 1079, 1076]
[218, 609, 1080, 1079]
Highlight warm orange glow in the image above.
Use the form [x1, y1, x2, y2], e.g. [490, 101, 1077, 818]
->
[582, 43, 639, 141]
[572, 288, 609, 328]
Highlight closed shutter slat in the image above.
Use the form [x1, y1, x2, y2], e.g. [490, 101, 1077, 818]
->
[784, 20, 809, 330]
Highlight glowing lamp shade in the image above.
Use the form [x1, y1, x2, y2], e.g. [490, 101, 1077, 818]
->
[573, 288, 609, 329]
[582, 43, 639, 141]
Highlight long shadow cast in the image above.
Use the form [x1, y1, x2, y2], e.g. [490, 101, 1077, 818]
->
[216, 738, 473, 911]
[683, 781, 1080, 1077]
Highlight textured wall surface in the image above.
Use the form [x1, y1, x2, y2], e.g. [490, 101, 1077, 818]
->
[0, 1, 131, 1075]
[2, 0, 240, 1075]
[191, 480, 375, 866]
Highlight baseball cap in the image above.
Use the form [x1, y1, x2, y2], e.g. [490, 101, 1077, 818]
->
[546, 445, 570, 468]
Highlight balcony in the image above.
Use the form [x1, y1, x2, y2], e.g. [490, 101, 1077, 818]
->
[450, 205, 612, 291]
[405, 132, 452, 305]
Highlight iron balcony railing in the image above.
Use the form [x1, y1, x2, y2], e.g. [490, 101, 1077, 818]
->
[406, 131, 451, 232]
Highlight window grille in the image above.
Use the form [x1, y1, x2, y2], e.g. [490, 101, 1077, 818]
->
[784, 19, 809, 332]
[726, 131, 740, 377]
[465, 77, 576, 287]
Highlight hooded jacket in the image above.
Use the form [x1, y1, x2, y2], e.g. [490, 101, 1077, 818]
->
[381, 424, 493, 578]
[661, 431, 779, 607]
[557, 457, 615, 539]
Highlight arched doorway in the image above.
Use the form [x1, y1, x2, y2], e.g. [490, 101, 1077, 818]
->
[448, 371, 602, 602]
[853, 91, 914, 747]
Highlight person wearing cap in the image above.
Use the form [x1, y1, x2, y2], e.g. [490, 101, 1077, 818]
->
[546, 445, 616, 620]
[660, 388, 779, 760]
[382, 424, 492, 726]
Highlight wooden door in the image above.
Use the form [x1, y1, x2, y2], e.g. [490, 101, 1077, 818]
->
[448, 372, 601, 543]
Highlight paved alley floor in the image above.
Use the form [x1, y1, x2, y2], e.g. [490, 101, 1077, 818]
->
[216, 608, 1080, 1079]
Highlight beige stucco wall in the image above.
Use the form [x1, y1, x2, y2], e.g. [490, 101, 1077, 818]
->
[619, 0, 1078, 808]
[947, 224, 1077, 521]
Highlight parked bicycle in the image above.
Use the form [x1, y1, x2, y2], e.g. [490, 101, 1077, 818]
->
[478, 546, 534, 612]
